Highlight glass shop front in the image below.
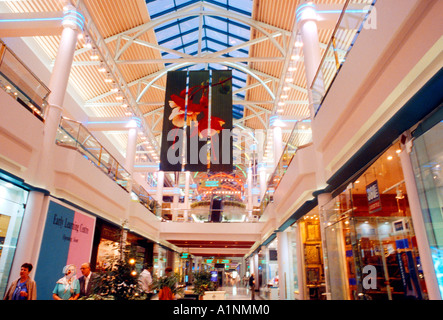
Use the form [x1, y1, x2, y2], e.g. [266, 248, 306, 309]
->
[323, 143, 428, 300]
[0, 179, 28, 298]
[409, 109, 443, 297]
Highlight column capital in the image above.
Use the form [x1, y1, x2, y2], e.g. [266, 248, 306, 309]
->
[62, 4, 85, 31]
[296, 2, 318, 25]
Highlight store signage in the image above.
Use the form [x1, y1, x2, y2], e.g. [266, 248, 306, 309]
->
[205, 180, 219, 187]
[205, 259, 231, 264]
[366, 180, 382, 214]
[34, 200, 96, 300]
[181, 252, 190, 259]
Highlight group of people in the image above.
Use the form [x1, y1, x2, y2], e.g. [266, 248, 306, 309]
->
[138, 264, 176, 300]
[3, 262, 96, 300]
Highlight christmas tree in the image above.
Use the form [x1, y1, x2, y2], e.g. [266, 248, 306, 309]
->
[84, 227, 145, 300]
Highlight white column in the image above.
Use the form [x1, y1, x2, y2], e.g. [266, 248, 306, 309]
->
[277, 232, 291, 300]
[184, 171, 190, 209]
[256, 129, 265, 163]
[156, 171, 164, 204]
[399, 143, 441, 300]
[317, 192, 332, 300]
[122, 126, 137, 244]
[9, 191, 49, 281]
[33, 5, 83, 189]
[184, 171, 190, 221]
[297, 1, 330, 189]
[259, 164, 267, 200]
[273, 125, 283, 167]
[294, 224, 305, 300]
[172, 185, 180, 221]
[247, 166, 253, 214]
[125, 126, 138, 191]
[297, 1, 323, 116]
[254, 253, 259, 290]
[248, 257, 253, 276]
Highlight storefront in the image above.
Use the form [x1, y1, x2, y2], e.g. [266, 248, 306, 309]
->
[289, 225, 300, 299]
[323, 143, 428, 300]
[0, 178, 28, 298]
[409, 107, 443, 297]
[297, 207, 326, 300]
[92, 218, 154, 274]
[257, 238, 279, 300]
[34, 199, 96, 300]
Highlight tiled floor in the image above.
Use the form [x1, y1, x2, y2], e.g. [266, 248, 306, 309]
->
[220, 285, 264, 300]
[153, 284, 264, 300]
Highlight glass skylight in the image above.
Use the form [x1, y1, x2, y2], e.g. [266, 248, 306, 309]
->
[145, 0, 253, 119]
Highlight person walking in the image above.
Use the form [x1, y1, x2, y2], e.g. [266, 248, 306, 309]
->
[3, 263, 37, 300]
[249, 274, 255, 300]
[138, 264, 154, 300]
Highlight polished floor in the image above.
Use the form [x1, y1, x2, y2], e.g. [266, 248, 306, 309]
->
[220, 285, 262, 300]
[152, 284, 264, 300]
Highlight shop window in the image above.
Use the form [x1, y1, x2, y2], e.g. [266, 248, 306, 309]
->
[0, 180, 28, 298]
[290, 226, 299, 296]
[410, 118, 443, 297]
[323, 144, 428, 300]
[299, 209, 326, 300]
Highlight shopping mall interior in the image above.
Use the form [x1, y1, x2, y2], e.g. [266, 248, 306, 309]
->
[0, 0, 442, 302]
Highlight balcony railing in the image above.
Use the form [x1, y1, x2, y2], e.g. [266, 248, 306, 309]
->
[259, 118, 313, 215]
[311, 0, 377, 116]
[0, 40, 50, 121]
[56, 117, 158, 216]
[131, 180, 160, 216]
[56, 117, 131, 190]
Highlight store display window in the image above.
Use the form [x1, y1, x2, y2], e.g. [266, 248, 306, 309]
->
[258, 239, 279, 299]
[0, 179, 28, 298]
[154, 243, 167, 277]
[299, 208, 326, 300]
[93, 220, 152, 274]
[323, 143, 428, 300]
[410, 115, 443, 297]
[289, 225, 300, 296]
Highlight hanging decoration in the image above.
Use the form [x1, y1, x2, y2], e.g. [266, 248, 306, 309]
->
[160, 70, 233, 172]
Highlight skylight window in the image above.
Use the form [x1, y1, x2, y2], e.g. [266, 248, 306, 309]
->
[146, 0, 253, 119]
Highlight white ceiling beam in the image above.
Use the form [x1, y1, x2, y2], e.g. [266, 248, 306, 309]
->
[115, 57, 285, 64]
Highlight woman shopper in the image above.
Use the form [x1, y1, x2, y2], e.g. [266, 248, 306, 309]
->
[52, 264, 80, 300]
[3, 263, 37, 300]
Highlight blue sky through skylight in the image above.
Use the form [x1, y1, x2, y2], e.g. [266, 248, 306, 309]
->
[145, 0, 254, 119]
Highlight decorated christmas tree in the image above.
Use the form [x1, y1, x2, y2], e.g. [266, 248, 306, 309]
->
[84, 227, 144, 300]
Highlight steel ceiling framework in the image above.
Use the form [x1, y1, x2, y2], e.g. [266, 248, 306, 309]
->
[74, 0, 306, 140]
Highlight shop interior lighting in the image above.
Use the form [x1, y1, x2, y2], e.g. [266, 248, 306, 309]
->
[97, 63, 107, 73]
[90, 49, 99, 60]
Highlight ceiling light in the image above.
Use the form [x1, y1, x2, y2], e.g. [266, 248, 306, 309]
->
[387, 155, 393, 160]
[288, 67, 297, 72]
[283, 86, 290, 91]
[90, 49, 99, 60]
[291, 54, 300, 61]
[83, 36, 92, 49]
[98, 63, 107, 72]
[285, 78, 294, 82]
[278, 102, 285, 106]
